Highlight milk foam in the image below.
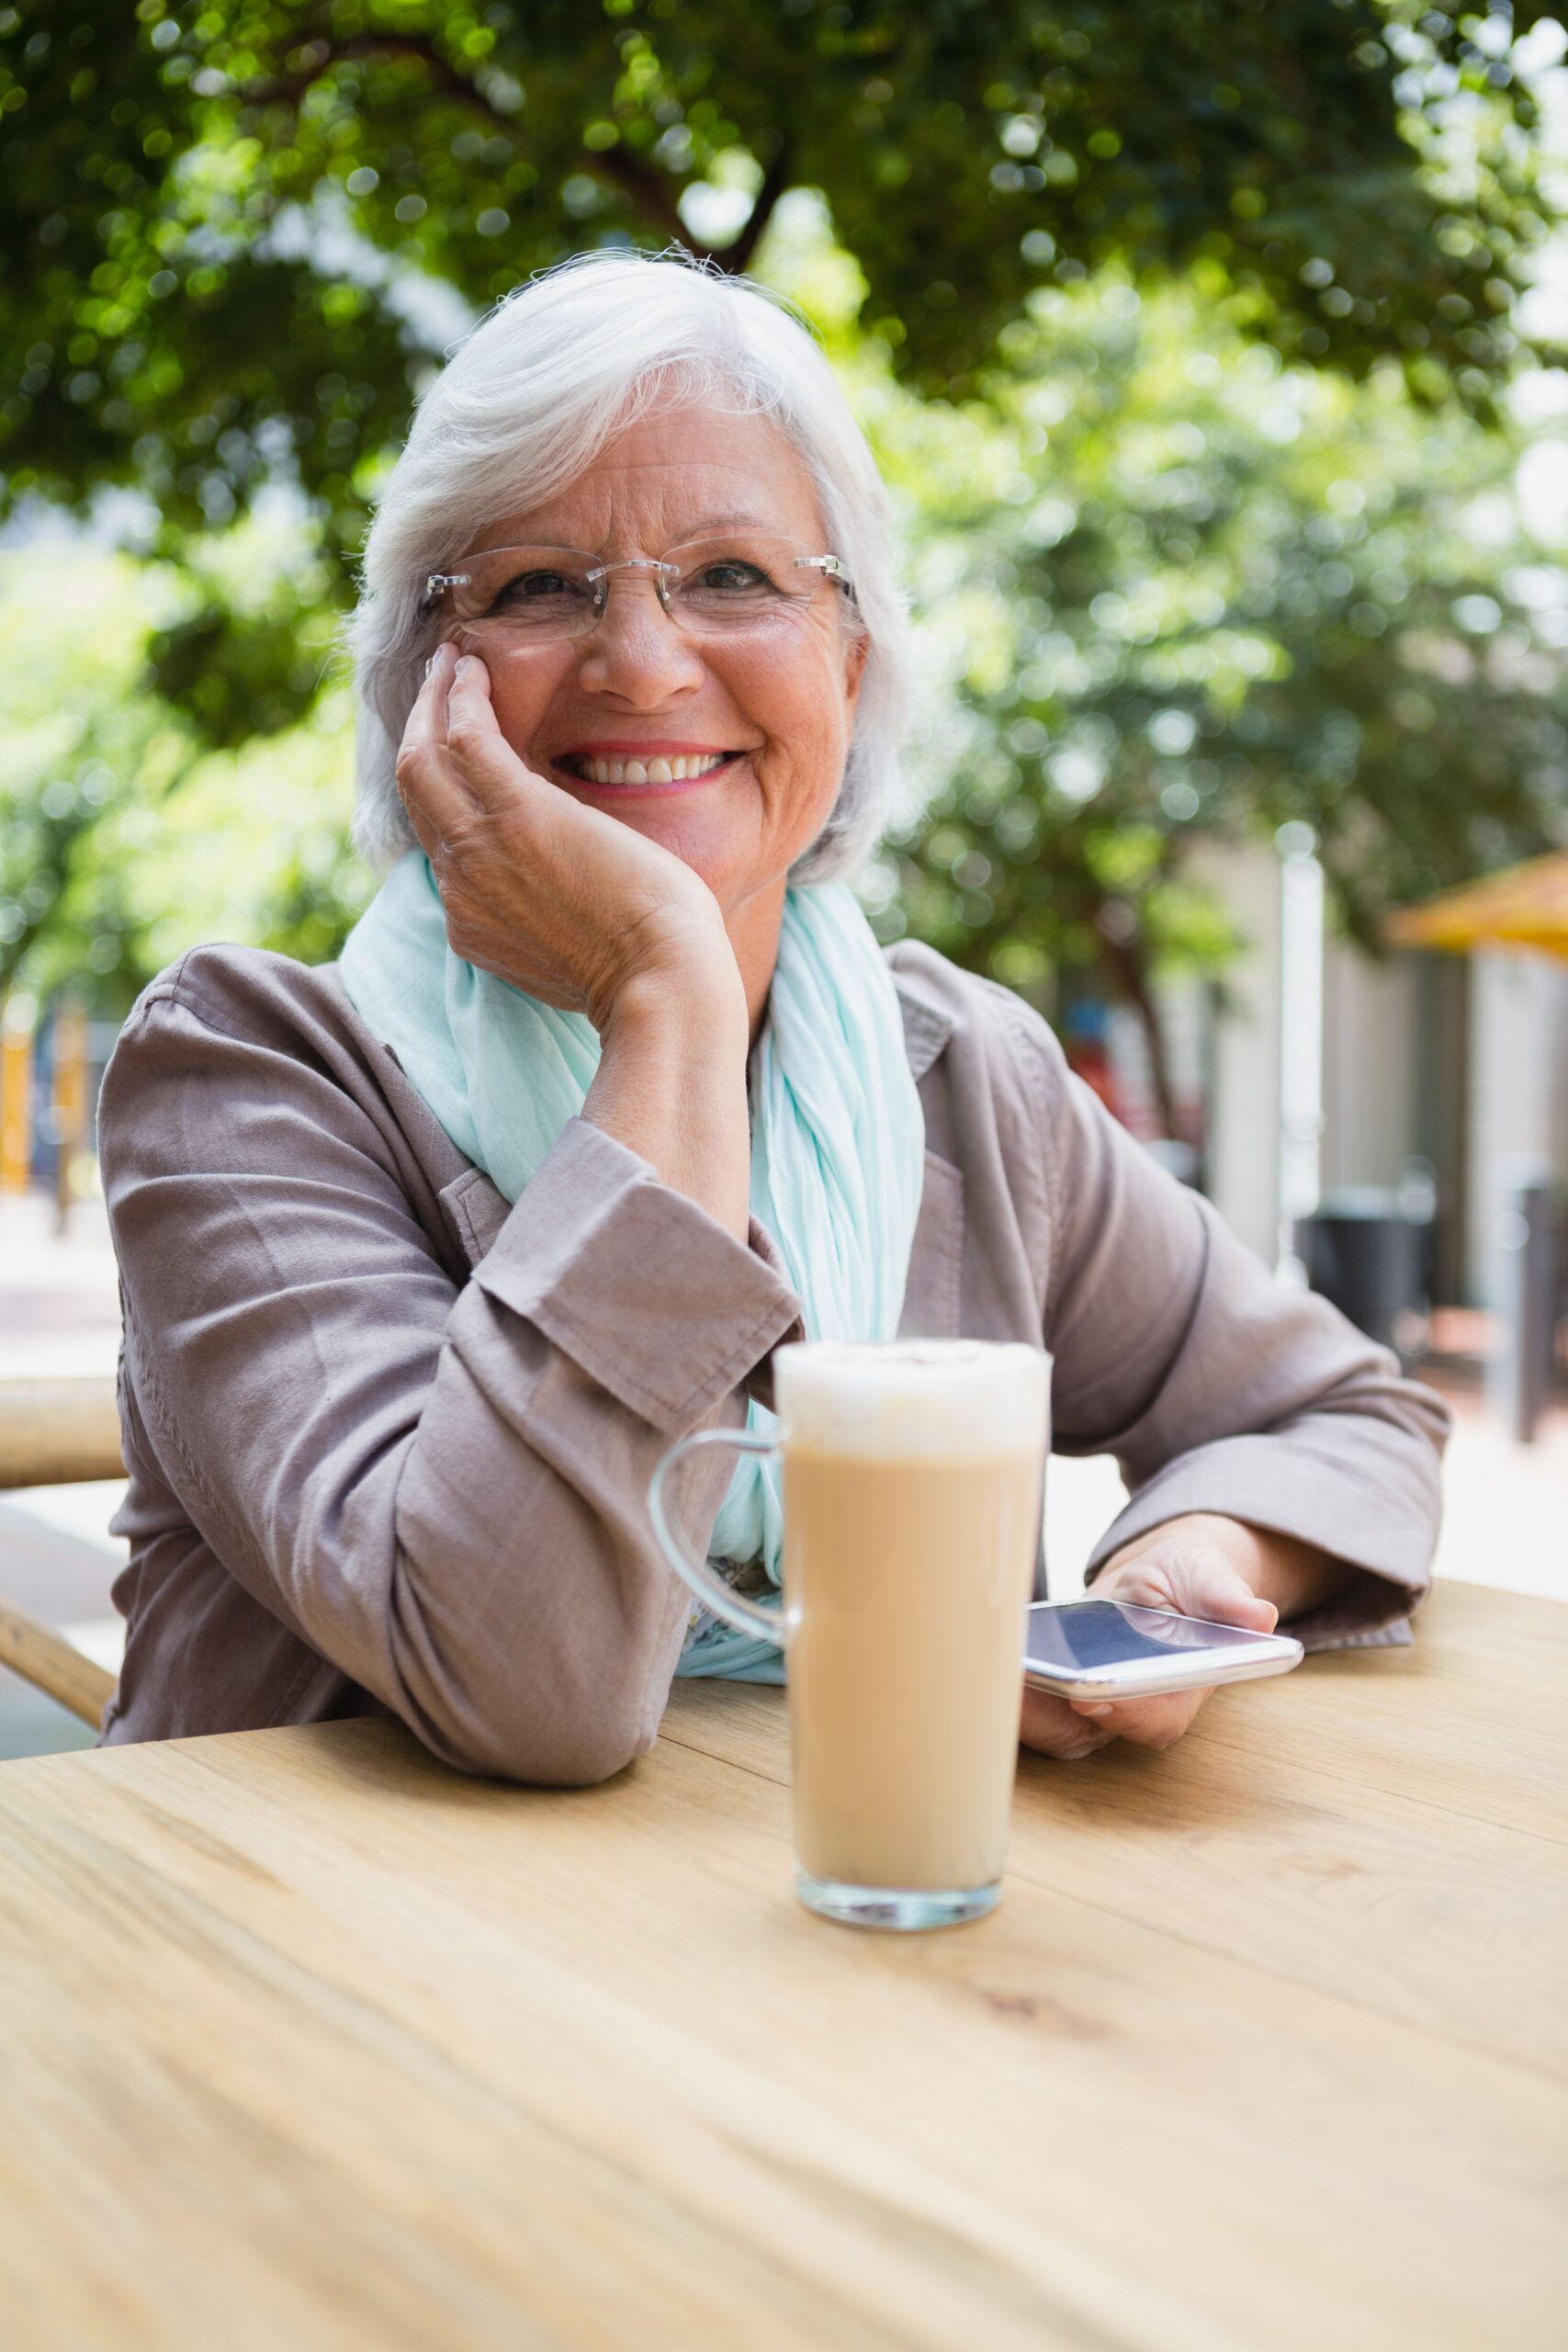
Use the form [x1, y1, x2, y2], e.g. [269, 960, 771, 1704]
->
[774, 1340, 1049, 1460]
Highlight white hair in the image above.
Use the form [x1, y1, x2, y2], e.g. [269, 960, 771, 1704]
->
[347, 247, 913, 885]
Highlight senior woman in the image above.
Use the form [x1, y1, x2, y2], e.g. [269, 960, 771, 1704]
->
[96, 251, 1447, 1777]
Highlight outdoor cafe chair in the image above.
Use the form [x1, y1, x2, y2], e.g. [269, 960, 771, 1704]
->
[0, 1377, 123, 1726]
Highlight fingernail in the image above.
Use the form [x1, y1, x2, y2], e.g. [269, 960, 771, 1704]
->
[454, 654, 472, 678]
[423, 655, 434, 680]
[1078, 1703, 1114, 1720]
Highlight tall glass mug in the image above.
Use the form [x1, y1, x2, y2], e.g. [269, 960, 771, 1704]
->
[649, 1340, 1051, 1931]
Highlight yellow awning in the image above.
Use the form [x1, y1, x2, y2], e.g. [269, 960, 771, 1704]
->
[1385, 850, 1568, 958]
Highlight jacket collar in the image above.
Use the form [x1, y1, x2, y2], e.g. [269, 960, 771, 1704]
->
[889, 961, 957, 1083]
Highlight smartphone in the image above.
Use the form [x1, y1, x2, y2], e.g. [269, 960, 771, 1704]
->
[1021, 1597, 1303, 1701]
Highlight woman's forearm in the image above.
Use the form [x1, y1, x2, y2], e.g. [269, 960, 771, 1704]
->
[581, 963, 753, 1244]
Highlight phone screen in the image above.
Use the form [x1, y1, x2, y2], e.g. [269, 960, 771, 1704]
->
[1022, 1599, 1280, 1673]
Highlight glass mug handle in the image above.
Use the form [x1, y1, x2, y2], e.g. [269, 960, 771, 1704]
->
[648, 1428, 789, 1646]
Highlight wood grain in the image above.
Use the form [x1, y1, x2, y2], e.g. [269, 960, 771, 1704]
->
[0, 1580, 1561, 2352]
[660, 1580, 1568, 2079]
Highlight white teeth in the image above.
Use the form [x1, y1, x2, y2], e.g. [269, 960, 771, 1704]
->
[580, 752, 728, 785]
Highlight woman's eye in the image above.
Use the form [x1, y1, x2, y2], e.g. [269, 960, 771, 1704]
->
[498, 570, 580, 603]
[696, 561, 771, 594]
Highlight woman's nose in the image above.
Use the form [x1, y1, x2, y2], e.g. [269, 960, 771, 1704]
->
[574, 578, 707, 704]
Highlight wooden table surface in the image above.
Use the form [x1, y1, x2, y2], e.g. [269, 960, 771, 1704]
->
[1, 1578, 1562, 2352]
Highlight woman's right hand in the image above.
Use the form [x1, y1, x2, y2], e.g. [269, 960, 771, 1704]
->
[394, 643, 739, 1032]
[1018, 1532, 1283, 1761]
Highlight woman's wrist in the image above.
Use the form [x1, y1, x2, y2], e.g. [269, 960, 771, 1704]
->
[586, 960, 752, 1241]
[601, 948, 748, 1050]
[1097, 1512, 1352, 1623]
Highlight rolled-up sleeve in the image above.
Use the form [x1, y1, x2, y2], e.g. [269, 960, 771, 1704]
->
[97, 975, 803, 1783]
[1011, 1003, 1450, 1650]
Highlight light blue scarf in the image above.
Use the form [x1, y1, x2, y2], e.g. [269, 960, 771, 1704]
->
[338, 850, 926, 1681]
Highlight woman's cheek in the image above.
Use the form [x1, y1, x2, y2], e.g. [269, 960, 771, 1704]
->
[481, 650, 563, 754]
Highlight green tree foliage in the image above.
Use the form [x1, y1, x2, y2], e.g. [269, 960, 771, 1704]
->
[0, 547, 369, 1012]
[3, 0, 1561, 592]
[0, 556, 163, 1006]
[867, 277, 1565, 1117]
[2, 2, 1566, 1080]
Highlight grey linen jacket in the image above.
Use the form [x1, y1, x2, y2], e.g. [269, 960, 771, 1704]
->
[95, 937, 1449, 1779]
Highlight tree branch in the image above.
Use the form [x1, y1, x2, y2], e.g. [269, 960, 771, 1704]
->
[249, 31, 492, 120]
[1096, 922, 1180, 1138]
[720, 141, 794, 276]
[581, 142, 694, 254]
[247, 33, 704, 256]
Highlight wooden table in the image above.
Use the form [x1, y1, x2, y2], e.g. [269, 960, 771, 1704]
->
[0, 1580, 1562, 2352]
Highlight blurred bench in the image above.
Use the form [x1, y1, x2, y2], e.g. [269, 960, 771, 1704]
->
[0, 1377, 123, 1727]
[0, 1376, 125, 1490]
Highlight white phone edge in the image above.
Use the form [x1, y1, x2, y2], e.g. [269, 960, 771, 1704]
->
[1020, 1617, 1304, 1702]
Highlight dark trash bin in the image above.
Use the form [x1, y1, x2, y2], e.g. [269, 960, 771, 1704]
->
[1297, 1182, 1432, 1363]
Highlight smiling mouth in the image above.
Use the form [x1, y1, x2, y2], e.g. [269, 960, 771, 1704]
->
[557, 751, 739, 786]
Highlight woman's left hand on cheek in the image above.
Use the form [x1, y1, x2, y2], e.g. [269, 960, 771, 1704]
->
[1050, 1536, 1278, 1756]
